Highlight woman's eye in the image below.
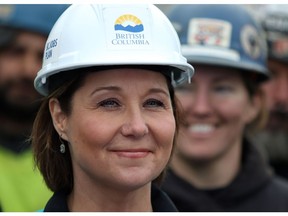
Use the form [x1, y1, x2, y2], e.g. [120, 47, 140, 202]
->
[98, 99, 120, 108]
[214, 85, 234, 94]
[144, 99, 165, 108]
[7, 46, 25, 58]
[268, 67, 278, 79]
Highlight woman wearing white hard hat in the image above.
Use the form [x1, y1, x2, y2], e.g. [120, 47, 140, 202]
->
[31, 4, 193, 211]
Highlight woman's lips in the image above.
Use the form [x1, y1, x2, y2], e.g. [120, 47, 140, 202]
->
[112, 149, 151, 158]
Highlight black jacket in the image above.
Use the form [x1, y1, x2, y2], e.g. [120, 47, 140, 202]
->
[44, 184, 177, 212]
[162, 139, 288, 212]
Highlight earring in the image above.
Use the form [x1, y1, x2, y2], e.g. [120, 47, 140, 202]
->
[59, 134, 66, 154]
[60, 143, 65, 154]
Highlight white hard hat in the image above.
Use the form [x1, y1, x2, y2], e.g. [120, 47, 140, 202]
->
[34, 4, 194, 96]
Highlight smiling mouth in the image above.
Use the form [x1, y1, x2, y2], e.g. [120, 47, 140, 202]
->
[111, 150, 151, 158]
[186, 124, 216, 136]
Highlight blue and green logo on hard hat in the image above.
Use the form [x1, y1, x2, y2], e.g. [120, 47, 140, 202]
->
[108, 12, 150, 47]
[114, 14, 144, 33]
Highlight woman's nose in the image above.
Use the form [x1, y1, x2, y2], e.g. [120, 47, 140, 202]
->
[189, 88, 213, 117]
[121, 109, 149, 138]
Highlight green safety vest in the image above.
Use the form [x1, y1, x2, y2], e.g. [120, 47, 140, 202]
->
[0, 146, 52, 212]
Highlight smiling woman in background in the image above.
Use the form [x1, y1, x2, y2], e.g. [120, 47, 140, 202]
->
[162, 4, 288, 212]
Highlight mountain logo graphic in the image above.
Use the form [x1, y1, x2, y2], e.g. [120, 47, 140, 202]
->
[114, 14, 144, 33]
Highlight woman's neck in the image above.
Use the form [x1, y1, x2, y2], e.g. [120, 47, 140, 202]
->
[68, 181, 153, 212]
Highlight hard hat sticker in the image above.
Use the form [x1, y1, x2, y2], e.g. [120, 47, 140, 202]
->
[114, 14, 144, 32]
[45, 39, 58, 60]
[104, 6, 152, 50]
[240, 25, 262, 59]
[188, 18, 232, 48]
[43, 35, 60, 64]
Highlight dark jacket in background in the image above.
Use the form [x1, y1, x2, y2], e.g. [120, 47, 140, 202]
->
[162, 139, 288, 212]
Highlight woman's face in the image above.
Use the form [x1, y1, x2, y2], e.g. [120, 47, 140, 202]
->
[51, 68, 175, 191]
[175, 65, 259, 162]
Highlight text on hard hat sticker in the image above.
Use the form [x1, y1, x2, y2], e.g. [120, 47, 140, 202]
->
[45, 39, 58, 60]
[111, 14, 149, 46]
[105, 9, 152, 50]
[112, 33, 149, 45]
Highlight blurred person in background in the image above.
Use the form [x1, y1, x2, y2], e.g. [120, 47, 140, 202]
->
[246, 5, 288, 180]
[161, 4, 288, 211]
[0, 4, 68, 211]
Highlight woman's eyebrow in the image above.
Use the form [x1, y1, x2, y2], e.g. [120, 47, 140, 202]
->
[90, 86, 121, 96]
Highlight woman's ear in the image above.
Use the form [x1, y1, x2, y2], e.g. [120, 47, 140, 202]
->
[49, 98, 68, 141]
